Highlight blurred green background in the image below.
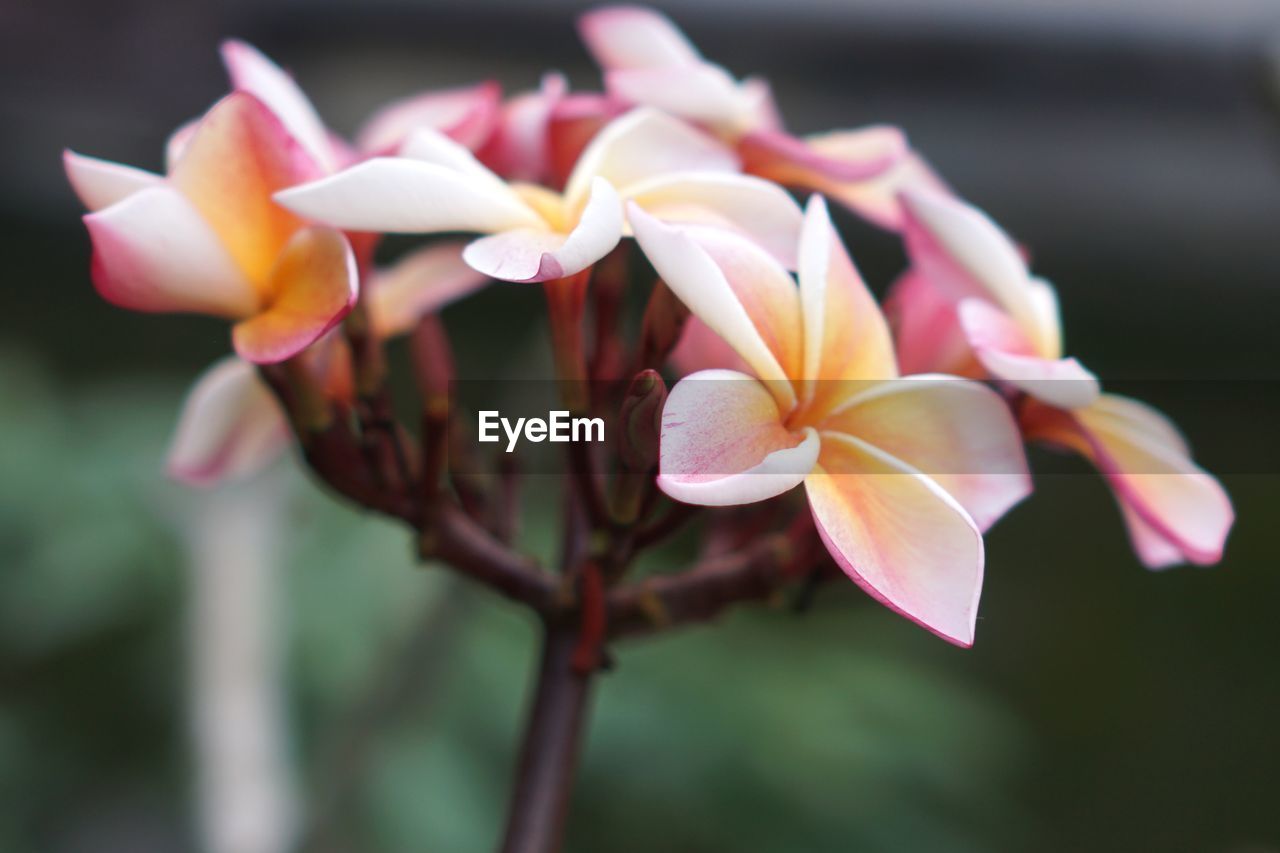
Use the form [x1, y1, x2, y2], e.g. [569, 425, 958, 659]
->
[3, 1, 1280, 851]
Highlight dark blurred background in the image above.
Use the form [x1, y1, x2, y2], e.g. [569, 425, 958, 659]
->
[3, 1, 1280, 851]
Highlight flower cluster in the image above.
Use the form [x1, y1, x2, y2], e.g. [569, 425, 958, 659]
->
[65, 6, 1233, 646]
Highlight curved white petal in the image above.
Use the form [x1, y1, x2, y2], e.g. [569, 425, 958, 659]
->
[564, 107, 738, 210]
[900, 188, 1055, 355]
[658, 369, 818, 506]
[624, 171, 804, 269]
[63, 150, 161, 211]
[85, 186, 259, 317]
[806, 432, 984, 647]
[399, 127, 512, 190]
[958, 298, 1099, 409]
[168, 357, 290, 487]
[797, 195, 897, 413]
[220, 39, 336, 172]
[605, 65, 754, 131]
[463, 177, 622, 282]
[578, 6, 703, 70]
[274, 157, 542, 234]
[629, 204, 799, 410]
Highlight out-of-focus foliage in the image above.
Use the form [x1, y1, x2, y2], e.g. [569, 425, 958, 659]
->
[0, 350, 1038, 852]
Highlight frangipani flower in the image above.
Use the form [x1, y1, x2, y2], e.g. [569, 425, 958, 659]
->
[475, 73, 569, 184]
[168, 242, 487, 486]
[65, 92, 358, 363]
[1019, 396, 1233, 568]
[577, 5, 942, 229]
[898, 188, 1101, 410]
[633, 196, 1032, 646]
[358, 80, 502, 157]
[892, 189, 1233, 567]
[275, 107, 804, 282]
[221, 40, 501, 166]
[218, 39, 349, 173]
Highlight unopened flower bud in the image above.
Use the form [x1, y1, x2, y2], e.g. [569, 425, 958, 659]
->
[618, 369, 667, 472]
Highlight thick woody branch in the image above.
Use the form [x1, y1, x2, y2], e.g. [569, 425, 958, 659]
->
[499, 620, 594, 853]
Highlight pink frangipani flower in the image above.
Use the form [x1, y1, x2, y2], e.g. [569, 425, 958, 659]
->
[357, 80, 503, 157]
[632, 196, 1032, 646]
[65, 92, 358, 364]
[275, 107, 804, 282]
[577, 5, 945, 229]
[898, 188, 1100, 409]
[168, 242, 488, 486]
[892, 188, 1234, 567]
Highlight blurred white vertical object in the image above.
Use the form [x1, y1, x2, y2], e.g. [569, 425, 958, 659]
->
[181, 473, 297, 853]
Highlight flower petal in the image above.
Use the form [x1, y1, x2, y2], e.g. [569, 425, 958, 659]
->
[1023, 395, 1233, 567]
[356, 80, 502, 155]
[578, 5, 703, 70]
[1071, 399, 1232, 566]
[812, 149, 948, 231]
[797, 195, 897, 417]
[883, 269, 976, 377]
[900, 188, 1058, 357]
[628, 204, 800, 410]
[475, 74, 565, 183]
[398, 127, 514, 190]
[603, 65, 754, 130]
[670, 316, 751, 377]
[165, 119, 199, 171]
[1118, 504, 1191, 570]
[805, 432, 984, 647]
[462, 176, 622, 282]
[821, 376, 1031, 531]
[170, 92, 320, 286]
[220, 40, 336, 172]
[84, 186, 259, 316]
[625, 172, 803, 268]
[232, 226, 357, 363]
[274, 156, 542, 235]
[1078, 394, 1190, 456]
[564, 107, 738, 211]
[167, 356, 290, 487]
[958, 298, 1099, 409]
[658, 369, 818, 506]
[546, 93, 628, 189]
[369, 241, 490, 337]
[740, 126, 906, 185]
[63, 150, 161, 211]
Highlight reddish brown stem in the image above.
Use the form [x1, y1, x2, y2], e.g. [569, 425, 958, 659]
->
[499, 620, 595, 853]
[543, 270, 592, 413]
[423, 504, 557, 611]
[608, 517, 820, 639]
